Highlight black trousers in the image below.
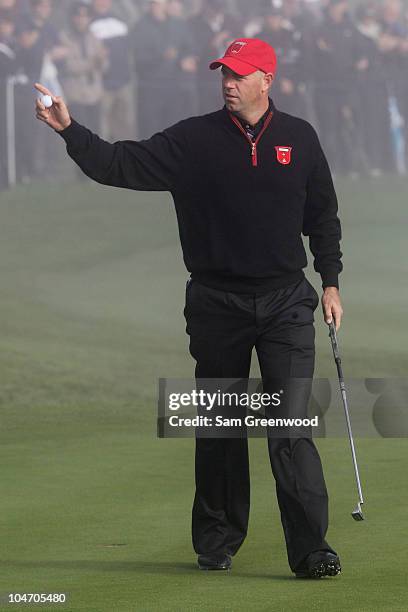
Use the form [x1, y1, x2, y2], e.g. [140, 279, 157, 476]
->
[184, 275, 336, 572]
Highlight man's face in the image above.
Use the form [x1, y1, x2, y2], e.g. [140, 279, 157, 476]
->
[0, 0, 17, 9]
[93, 0, 112, 15]
[149, 1, 167, 20]
[0, 18, 14, 38]
[33, 0, 52, 21]
[328, 1, 349, 22]
[167, 0, 183, 17]
[221, 66, 271, 113]
[383, 0, 401, 21]
[73, 6, 91, 32]
[265, 14, 283, 30]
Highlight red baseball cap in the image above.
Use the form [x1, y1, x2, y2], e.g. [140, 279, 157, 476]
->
[209, 38, 277, 77]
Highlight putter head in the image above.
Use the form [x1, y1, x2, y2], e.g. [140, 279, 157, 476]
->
[351, 502, 364, 521]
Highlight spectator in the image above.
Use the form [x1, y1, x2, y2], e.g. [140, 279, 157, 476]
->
[189, 0, 241, 114]
[14, 0, 69, 181]
[0, 0, 19, 19]
[398, 22, 408, 169]
[0, 9, 17, 72]
[166, 0, 199, 122]
[378, 0, 407, 171]
[311, 0, 369, 175]
[15, 0, 67, 85]
[0, 9, 18, 189]
[377, 0, 406, 93]
[90, 0, 134, 141]
[257, 3, 307, 118]
[59, 2, 107, 135]
[354, 2, 394, 174]
[0, 0, 31, 18]
[133, 0, 179, 138]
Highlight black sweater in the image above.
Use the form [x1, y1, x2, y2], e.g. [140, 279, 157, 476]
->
[58, 97, 342, 292]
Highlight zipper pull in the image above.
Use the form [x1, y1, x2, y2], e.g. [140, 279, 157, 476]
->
[251, 142, 257, 167]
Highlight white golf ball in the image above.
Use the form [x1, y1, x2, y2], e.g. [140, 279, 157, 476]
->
[41, 95, 53, 108]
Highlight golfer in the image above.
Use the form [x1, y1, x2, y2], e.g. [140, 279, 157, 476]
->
[35, 37, 343, 579]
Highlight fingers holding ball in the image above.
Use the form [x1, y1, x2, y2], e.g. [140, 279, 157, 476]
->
[41, 94, 53, 108]
[35, 95, 53, 121]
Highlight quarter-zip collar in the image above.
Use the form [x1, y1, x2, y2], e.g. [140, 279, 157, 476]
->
[225, 97, 276, 167]
[234, 97, 275, 138]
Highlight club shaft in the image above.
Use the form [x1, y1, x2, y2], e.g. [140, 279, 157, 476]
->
[339, 382, 364, 504]
[329, 322, 364, 509]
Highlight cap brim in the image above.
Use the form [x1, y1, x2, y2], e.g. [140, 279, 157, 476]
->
[209, 57, 258, 76]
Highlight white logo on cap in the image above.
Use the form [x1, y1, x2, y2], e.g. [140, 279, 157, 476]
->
[230, 41, 247, 54]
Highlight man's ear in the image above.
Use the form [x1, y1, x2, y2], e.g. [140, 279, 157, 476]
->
[262, 72, 274, 93]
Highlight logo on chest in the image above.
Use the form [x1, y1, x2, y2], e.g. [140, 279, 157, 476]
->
[275, 146, 292, 165]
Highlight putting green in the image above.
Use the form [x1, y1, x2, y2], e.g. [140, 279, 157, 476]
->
[0, 178, 407, 611]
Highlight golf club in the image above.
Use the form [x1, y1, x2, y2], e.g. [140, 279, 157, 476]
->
[328, 320, 365, 521]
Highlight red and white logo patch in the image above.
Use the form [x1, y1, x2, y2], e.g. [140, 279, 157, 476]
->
[275, 146, 292, 165]
[229, 41, 247, 54]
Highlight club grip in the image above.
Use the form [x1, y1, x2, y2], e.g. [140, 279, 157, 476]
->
[328, 321, 344, 379]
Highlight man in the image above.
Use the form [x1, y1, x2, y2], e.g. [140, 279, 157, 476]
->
[59, 2, 107, 135]
[15, 0, 68, 181]
[379, 0, 408, 172]
[90, 0, 134, 141]
[132, 0, 179, 138]
[257, 3, 307, 118]
[165, 0, 199, 123]
[189, 0, 241, 114]
[354, 3, 393, 175]
[0, 8, 18, 190]
[311, 0, 370, 176]
[35, 36, 343, 579]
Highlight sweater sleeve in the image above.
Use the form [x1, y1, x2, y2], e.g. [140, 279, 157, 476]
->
[57, 118, 187, 191]
[302, 129, 343, 289]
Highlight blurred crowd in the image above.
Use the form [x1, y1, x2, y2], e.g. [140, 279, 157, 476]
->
[1, 0, 408, 190]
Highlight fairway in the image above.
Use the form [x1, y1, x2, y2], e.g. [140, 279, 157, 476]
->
[0, 177, 407, 611]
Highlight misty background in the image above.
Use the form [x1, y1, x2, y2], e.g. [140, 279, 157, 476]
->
[1, 0, 408, 188]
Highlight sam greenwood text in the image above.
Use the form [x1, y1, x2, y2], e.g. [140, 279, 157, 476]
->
[168, 416, 319, 428]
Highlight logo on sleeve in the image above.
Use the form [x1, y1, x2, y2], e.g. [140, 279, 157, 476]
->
[275, 146, 292, 165]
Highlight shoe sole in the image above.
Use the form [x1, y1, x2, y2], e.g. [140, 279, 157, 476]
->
[198, 564, 231, 571]
[296, 559, 341, 579]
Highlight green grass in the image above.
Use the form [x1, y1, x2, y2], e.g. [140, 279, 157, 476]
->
[0, 177, 407, 611]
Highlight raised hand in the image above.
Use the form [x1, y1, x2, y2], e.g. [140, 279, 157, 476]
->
[34, 82, 71, 132]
